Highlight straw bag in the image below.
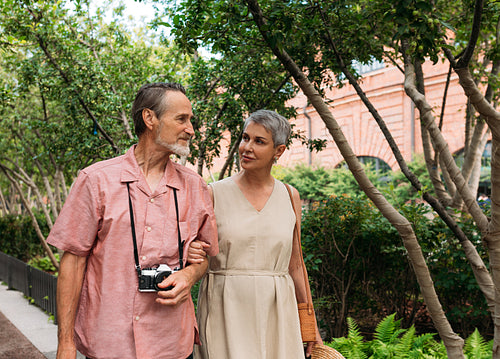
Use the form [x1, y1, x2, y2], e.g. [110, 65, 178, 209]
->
[285, 183, 317, 343]
[311, 344, 346, 359]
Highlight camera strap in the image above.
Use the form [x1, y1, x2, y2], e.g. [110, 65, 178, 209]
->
[126, 182, 184, 277]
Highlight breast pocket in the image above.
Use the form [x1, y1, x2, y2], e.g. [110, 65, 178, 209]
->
[160, 219, 192, 268]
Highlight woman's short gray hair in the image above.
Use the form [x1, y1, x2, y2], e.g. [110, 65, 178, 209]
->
[243, 110, 291, 147]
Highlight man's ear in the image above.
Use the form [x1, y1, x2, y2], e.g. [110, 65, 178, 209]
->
[142, 108, 156, 131]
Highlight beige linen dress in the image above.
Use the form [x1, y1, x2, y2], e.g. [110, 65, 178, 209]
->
[194, 177, 304, 359]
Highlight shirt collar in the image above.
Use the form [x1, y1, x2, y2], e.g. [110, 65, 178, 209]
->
[120, 145, 182, 191]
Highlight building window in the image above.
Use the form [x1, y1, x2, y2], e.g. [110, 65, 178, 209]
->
[337, 58, 385, 82]
[454, 141, 491, 196]
[336, 156, 391, 174]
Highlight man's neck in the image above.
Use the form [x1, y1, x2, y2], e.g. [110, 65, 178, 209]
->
[134, 140, 172, 193]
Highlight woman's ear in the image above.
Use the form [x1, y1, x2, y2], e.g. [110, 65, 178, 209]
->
[142, 108, 156, 131]
[274, 144, 286, 159]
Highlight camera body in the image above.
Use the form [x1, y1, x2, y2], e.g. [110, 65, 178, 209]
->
[138, 264, 177, 292]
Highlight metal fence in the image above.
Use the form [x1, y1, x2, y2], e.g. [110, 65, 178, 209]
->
[0, 251, 57, 324]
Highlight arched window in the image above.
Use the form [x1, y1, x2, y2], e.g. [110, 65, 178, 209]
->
[454, 141, 491, 196]
[336, 156, 391, 174]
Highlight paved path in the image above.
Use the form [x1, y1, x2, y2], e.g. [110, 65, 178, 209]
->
[0, 283, 84, 359]
[0, 310, 46, 359]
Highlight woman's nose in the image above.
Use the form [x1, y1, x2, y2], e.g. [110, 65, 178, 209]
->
[243, 140, 253, 152]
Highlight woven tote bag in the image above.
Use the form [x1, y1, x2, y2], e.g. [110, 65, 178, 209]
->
[311, 344, 346, 359]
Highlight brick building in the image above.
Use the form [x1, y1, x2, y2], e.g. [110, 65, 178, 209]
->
[205, 58, 472, 175]
[281, 60, 469, 170]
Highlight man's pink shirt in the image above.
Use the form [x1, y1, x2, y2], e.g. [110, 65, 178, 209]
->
[47, 146, 218, 359]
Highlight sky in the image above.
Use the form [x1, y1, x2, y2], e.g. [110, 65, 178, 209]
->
[86, 0, 159, 25]
[118, 0, 157, 22]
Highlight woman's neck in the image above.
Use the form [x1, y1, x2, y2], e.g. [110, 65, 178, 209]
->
[234, 170, 274, 188]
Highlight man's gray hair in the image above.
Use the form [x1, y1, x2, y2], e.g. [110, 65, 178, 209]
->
[131, 83, 186, 137]
[243, 110, 291, 147]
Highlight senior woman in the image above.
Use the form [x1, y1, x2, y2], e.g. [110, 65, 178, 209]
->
[191, 110, 322, 358]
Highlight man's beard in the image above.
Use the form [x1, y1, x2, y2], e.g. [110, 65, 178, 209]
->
[155, 121, 191, 157]
[165, 143, 190, 157]
[155, 135, 190, 157]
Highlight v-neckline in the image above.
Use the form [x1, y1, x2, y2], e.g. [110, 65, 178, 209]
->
[230, 177, 276, 214]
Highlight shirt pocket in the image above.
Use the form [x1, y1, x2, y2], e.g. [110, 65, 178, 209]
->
[160, 219, 192, 268]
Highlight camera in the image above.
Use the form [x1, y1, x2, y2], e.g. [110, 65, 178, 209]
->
[138, 264, 177, 292]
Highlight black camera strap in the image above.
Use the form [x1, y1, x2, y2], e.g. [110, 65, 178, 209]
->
[172, 188, 184, 270]
[126, 182, 184, 277]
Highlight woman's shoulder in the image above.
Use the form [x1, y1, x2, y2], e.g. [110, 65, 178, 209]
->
[275, 179, 301, 203]
[209, 176, 234, 190]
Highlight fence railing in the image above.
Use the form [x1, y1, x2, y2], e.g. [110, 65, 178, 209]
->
[0, 251, 57, 324]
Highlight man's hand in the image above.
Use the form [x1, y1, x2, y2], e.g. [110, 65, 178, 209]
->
[56, 343, 77, 359]
[155, 259, 207, 306]
[187, 240, 209, 264]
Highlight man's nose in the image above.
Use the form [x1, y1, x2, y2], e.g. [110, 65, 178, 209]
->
[185, 120, 195, 136]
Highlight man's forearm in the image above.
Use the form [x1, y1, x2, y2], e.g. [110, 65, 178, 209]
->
[56, 252, 87, 350]
[184, 257, 208, 286]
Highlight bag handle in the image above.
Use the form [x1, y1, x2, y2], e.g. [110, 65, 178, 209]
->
[284, 183, 314, 314]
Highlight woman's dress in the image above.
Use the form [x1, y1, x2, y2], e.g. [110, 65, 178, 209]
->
[194, 177, 303, 359]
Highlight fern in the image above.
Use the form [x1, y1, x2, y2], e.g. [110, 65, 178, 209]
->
[395, 326, 416, 355]
[373, 313, 403, 344]
[326, 315, 490, 358]
[463, 328, 492, 359]
[329, 317, 368, 359]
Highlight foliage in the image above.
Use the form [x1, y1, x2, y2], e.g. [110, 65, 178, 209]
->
[275, 157, 431, 205]
[184, 52, 298, 175]
[28, 253, 60, 274]
[382, 155, 435, 206]
[0, 212, 49, 261]
[328, 314, 493, 358]
[424, 210, 491, 338]
[463, 329, 493, 359]
[328, 314, 450, 358]
[301, 192, 490, 339]
[0, 0, 193, 263]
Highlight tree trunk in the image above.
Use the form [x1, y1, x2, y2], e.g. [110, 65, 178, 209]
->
[0, 165, 58, 269]
[453, 65, 500, 356]
[245, 1, 466, 356]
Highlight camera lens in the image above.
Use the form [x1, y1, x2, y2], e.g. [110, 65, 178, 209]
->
[154, 271, 172, 291]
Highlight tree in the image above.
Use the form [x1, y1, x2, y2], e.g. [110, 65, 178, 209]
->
[0, 0, 191, 267]
[163, 0, 499, 356]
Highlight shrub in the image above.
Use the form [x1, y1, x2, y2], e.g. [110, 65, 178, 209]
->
[28, 253, 60, 274]
[301, 194, 418, 339]
[0, 213, 50, 262]
[301, 193, 490, 340]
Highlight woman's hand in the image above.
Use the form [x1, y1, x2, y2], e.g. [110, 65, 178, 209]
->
[304, 331, 323, 357]
[187, 240, 209, 264]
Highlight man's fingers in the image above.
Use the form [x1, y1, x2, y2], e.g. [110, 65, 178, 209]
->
[155, 272, 191, 306]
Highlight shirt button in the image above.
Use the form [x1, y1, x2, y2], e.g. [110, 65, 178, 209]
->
[141, 256, 147, 261]
[149, 198, 155, 203]
[146, 226, 152, 232]
[135, 316, 140, 321]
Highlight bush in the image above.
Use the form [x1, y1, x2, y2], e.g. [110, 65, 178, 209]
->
[424, 210, 491, 338]
[301, 194, 490, 340]
[28, 253, 60, 274]
[301, 194, 417, 339]
[0, 213, 50, 262]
